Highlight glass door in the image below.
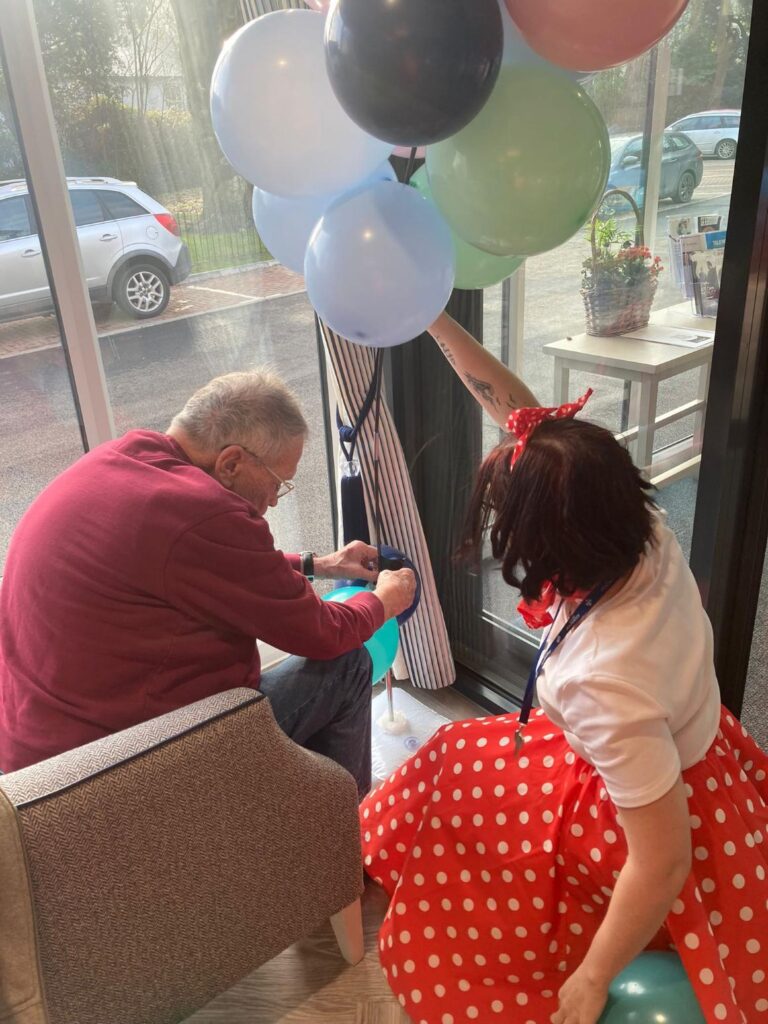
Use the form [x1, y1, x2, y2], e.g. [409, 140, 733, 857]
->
[395, 0, 767, 710]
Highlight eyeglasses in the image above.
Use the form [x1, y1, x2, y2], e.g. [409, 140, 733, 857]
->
[227, 444, 295, 499]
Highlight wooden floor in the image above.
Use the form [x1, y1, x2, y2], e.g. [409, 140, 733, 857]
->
[184, 682, 484, 1024]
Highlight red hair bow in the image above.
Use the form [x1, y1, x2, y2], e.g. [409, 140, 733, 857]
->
[506, 388, 593, 468]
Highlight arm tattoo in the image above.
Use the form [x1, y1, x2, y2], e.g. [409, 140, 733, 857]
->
[436, 338, 456, 366]
[506, 393, 520, 409]
[464, 371, 500, 407]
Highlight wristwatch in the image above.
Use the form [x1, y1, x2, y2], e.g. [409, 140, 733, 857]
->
[300, 550, 315, 581]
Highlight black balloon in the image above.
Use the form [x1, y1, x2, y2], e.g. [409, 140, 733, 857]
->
[325, 0, 503, 148]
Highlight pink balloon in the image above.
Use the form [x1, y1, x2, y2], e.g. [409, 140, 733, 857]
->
[504, 0, 689, 72]
[304, 0, 330, 10]
[393, 145, 427, 159]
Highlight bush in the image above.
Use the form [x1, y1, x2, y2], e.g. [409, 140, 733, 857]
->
[59, 97, 202, 194]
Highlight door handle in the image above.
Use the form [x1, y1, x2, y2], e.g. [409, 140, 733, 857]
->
[22, 248, 41, 257]
[100, 233, 118, 241]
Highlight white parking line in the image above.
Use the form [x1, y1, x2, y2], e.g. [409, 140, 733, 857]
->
[0, 289, 307, 360]
[188, 284, 259, 298]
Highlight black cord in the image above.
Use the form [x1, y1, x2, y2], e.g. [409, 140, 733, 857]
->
[372, 348, 385, 567]
[403, 145, 418, 184]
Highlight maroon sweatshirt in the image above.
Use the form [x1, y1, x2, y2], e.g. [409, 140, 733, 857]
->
[0, 430, 383, 772]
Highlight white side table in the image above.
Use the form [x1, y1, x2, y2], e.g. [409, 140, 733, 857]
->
[542, 304, 714, 484]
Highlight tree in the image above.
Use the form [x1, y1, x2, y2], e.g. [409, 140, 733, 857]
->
[167, 0, 243, 223]
[115, 0, 178, 117]
[35, 0, 119, 125]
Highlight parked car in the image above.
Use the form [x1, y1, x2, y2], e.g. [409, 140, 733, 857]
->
[0, 177, 190, 323]
[605, 131, 704, 208]
[665, 110, 740, 159]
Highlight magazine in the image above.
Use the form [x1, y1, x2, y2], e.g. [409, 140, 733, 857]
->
[690, 249, 724, 317]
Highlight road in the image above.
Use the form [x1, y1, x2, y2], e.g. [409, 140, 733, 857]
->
[0, 160, 736, 567]
[0, 292, 336, 566]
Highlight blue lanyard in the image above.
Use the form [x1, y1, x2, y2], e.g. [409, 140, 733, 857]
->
[513, 578, 615, 755]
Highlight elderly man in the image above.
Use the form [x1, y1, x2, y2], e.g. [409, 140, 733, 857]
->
[0, 370, 415, 794]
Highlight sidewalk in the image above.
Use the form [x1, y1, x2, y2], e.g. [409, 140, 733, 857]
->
[0, 262, 305, 360]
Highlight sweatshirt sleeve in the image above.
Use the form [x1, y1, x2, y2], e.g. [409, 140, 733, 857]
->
[163, 510, 385, 660]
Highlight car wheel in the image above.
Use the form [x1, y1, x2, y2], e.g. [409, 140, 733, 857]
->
[114, 263, 171, 319]
[715, 138, 737, 160]
[673, 171, 696, 204]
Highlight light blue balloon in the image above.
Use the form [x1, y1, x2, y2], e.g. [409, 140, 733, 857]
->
[252, 161, 396, 275]
[323, 585, 399, 683]
[305, 180, 455, 348]
[498, 0, 593, 84]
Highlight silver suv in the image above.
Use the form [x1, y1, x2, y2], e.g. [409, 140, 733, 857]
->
[0, 177, 191, 322]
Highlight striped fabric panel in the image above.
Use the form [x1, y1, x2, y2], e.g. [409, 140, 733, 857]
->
[320, 321, 455, 691]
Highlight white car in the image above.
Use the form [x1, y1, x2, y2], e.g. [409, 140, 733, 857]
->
[665, 110, 740, 160]
[0, 177, 191, 323]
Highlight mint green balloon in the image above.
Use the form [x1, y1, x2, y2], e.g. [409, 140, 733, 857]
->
[323, 585, 399, 683]
[410, 166, 523, 289]
[426, 65, 610, 257]
[598, 953, 706, 1024]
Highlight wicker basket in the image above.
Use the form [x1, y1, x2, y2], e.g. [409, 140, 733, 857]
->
[581, 189, 657, 337]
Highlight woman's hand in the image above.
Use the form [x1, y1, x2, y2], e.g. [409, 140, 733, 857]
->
[552, 966, 609, 1024]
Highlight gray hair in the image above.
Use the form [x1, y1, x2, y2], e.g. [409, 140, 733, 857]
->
[169, 370, 308, 461]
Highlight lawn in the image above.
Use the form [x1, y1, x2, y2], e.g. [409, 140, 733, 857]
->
[182, 228, 271, 275]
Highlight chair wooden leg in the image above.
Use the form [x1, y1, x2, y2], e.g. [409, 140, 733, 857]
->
[330, 897, 364, 965]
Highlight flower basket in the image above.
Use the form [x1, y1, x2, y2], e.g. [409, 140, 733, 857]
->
[581, 189, 661, 337]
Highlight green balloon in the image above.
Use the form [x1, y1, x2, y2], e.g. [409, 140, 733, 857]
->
[410, 166, 523, 289]
[322, 585, 399, 683]
[599, 953, 706, 1024]
[426, 65, 610, 257]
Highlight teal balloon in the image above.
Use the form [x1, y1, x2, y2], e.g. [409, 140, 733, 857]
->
[426, 64, 610, 257]
[323, 585, 399, 683]
[598, 953, 706, 1024]
[410, 166, 523, 289]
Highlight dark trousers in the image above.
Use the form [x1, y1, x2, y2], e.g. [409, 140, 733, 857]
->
[259, 646, 373, 799]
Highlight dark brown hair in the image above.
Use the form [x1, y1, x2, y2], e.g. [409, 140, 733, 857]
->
[462, 418, 657, 601]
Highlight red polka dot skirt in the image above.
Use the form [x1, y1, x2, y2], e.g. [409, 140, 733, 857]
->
[360, 706, 768, 1024]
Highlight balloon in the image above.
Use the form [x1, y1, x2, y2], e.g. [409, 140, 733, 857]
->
[252, 161, 396, 275]
[426, 65, 610, 258]
[323, 585, 399, 683]
[324, 0, 503, 147]
[410, 167, 523, 290]
[210, 10, 391, 197]
[504, 0, 689, 73]
[305, 180, 455, 348]
[393, 146, 427, 160]
[497, 0, 593, 85]
[598, 952, 705, 1023]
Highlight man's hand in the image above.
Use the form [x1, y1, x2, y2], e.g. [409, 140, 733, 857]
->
[314, 541, 380, 582]
[373, 568, 417, 621]
[551, 966, 609, 1024]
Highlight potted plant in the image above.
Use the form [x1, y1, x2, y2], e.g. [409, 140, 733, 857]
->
[581, 189, 664, 337]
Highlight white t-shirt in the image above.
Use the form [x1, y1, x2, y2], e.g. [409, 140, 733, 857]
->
[536, 515, 721, 809]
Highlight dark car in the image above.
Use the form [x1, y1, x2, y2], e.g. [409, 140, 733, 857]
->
[606, 132, 704, 207]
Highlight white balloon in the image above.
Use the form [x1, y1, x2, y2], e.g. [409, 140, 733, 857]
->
[210, 10, 391, 197]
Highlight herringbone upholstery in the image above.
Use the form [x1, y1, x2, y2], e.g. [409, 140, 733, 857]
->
[0, 688, 364, 1024]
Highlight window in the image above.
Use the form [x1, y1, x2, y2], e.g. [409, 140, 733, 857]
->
[69, 189, 106, 227]
[668, 134, 691, 151]
[722, 115, 740, 128]
[624, 138, 643, 160]
[98, 190, 147, 220]
[0, 195, 32, 240]
[700, 115, 723, 129]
